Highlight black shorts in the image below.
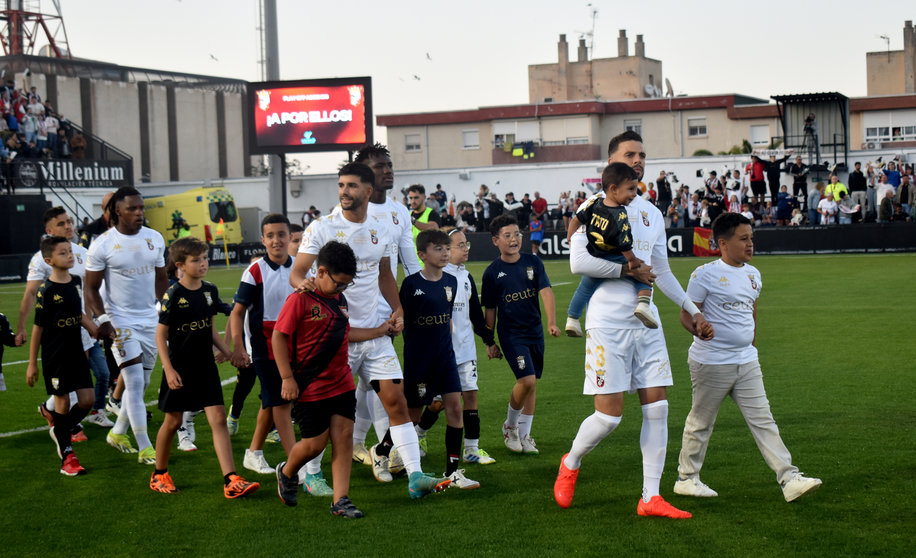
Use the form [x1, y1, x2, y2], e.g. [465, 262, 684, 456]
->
[158, 361, 224, 413]
[254, 358, 285, 408]
[291, 390, 356, 439]
[43, 361, 93, 396]
[404, 358, 461, 408]
[500, 339, 545, 380]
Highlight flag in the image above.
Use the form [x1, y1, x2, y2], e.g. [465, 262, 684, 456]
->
[692, 227, 720, 257]
[216, 218, 225, 236]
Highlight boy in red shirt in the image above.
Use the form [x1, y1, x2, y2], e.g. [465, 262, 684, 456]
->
[272, 241, 370, 518]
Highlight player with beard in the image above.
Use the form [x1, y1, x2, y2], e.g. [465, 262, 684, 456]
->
[85, 187, 168, 465]
[554, 131, 711, 518]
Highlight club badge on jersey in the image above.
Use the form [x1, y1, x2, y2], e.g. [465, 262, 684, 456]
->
[641, 210, 650, 227]
[444, 286, 453, 302]
[517, 356, 526, 370]
[417, 383, 427, 398]
[526, 267, 534, 280]
[204, 292, 213, 306]
[146, 238, 155, 250]
[748, 274, 759, 291]
[391, 212, 399, 225]
[370, 229, 378, 244]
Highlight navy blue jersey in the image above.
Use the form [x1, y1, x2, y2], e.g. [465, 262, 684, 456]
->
[481, 253, 550, 342]
[399, 271, 458, 378]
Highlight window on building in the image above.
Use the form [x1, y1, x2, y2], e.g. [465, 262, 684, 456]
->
[405, 133, 422, 152]
[567, 137, 589, 145]
[494, 133, 515, 148]
[688, 118, 707, 137]
[624, 119, 642, 136]
[750, 124, 769, 146]
[462, 129, 480, 150]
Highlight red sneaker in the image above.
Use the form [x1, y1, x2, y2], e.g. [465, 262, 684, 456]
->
[554, 453, 579, 509]
[150, 471, 180, 493]
[637, 496, 692, 519]
[60, 454, 87, 476]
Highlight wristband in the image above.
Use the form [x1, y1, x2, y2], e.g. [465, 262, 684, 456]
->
[96, 314, 111, 325]
[682, 300, 700, 316]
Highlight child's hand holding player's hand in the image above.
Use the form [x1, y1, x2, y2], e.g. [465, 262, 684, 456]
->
[486, 344, 503, 360]
[164, 367, 183, 390]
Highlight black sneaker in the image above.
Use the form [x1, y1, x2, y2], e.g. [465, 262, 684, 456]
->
[331, 496, 364, 519]
[276, 462, 298, 507]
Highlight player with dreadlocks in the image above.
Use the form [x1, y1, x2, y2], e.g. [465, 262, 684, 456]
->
[85, 186, 169, 465]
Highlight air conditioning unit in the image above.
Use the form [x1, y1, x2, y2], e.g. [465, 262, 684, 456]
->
[865, 141, 882, 150]
[458, 171, 471, 180]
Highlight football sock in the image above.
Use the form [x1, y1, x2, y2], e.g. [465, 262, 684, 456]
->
[66, 404, 90, 426]
[389, 422, 422, 475]
[353, 381, 372, 445]
[230, 365, 256, 418]
[154, 468, 167, 476]
[445, 425, 463, 476]
[418, 407, 439, 433]
[305, 450, 324, 475]
[518, 413, 534, 440]
[120, 363, 152, 449]
[640, 400, 668, 503]
[463, 410, 480, 449]
[565, 411, 621, 470]
[368, 390, 389, 445]
[376, 429, 393, 458]
[50, 410, 73, 459]
[44, 392, 78, 412]
[506, 403, 522, 428]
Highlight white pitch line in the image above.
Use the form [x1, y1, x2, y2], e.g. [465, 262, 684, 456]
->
[0, 377, 237, 439]
[552, 281, 572, 286]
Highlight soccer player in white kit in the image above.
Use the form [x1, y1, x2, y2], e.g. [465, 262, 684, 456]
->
[85, 187, 168, 465]
[673, 213, 822, 502]
[349, 143, 422, 466]
[291, 163, 449, 498]
[554, 131, 711, 518]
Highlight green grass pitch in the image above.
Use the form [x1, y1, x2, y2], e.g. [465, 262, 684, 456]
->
[0, 253, 913, 557]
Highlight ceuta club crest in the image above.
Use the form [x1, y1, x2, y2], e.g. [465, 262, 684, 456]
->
[526, 266, 534, 280]
[257, 89, 271, 111]
[444, 286, 453, 302]
[748, 274, 759, 291]
[391, 212, 399, 225]
[145, 238, 154, 251]
[640, 210, 650, 226]
[369, 229, 378, 244]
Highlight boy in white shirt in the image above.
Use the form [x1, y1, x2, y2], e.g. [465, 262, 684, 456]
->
[673, 212, 822, 502]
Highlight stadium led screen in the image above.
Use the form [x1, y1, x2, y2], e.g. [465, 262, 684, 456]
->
[247, 77, 372, 154]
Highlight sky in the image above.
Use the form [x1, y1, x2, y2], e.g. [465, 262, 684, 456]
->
[54, 0, 913, 172]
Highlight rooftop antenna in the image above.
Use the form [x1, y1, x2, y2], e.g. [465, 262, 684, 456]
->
[576, 3, 598, 57]
[0, 0, 72, 58]
[878, 34, 890, 62]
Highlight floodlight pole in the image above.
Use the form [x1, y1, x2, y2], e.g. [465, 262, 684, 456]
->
[262, 0, 284, 214]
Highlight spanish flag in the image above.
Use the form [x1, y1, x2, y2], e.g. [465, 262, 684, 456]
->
[692, 227, 720, 257]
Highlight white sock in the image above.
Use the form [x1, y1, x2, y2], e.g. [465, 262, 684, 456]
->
[640, 400, 668, 502]
[565, 411, 621, 470]
[389, 422, 422, 475]
[369, 389, 389, 443]
[505, 403, 522, 427]
[464, 438, 479, 451]
[305, 449, 324, 475]
[517, 413, 533, 439]
[121, 363, 152, 450]
[45, 392, 78, 413]
[353, 381, 372, 445]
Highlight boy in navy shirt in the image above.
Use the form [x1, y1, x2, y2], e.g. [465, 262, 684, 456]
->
[401, 230, 478, 489]
[482, 215, 560, 455]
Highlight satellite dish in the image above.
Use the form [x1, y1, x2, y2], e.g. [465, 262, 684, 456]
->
[665, 78, 674, 97]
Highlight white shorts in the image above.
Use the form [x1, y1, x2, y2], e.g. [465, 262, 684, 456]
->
[457, 360, 479, 392]
[348, 336, 403, 384]
[111, 319, 158, 370]
[584, 327, 673, 395]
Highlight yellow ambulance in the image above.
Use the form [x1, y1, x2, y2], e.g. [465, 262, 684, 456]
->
[144, 187, 243, 245]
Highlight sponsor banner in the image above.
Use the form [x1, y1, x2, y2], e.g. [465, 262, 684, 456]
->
[14, 159, 132, 189]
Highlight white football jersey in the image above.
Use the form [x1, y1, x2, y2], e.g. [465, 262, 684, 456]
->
[584, 196, 666, 331]
[86, 226, 165, 322]
[686, 259, 761, 365]
[300, 211, 394, 329]
[445, 262, 477, 365]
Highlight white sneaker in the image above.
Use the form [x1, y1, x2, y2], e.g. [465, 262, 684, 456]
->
[177, 427, 198, 452]
[521, 434, 539, 455]
[87, 410, 114, 428]
[243, 449, 274, 474]
[565, 316, 583, 337]
[105, 398, 121, 417]
[502, 423, 522, 453]
[634, 302, 659, 329]
[782, 473, 822, 502]
[674, 477, 718, 497]
[463, 447, 496, 465]
[352, 442, 371, 465]
[388, 447, 405, 475]
[447, 468, 480, 490]
[369, 444, 392, 483]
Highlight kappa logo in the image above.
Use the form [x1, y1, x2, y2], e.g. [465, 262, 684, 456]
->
[113, 243, 122, 251]
[335, 231, 347, 240]
[497, 272, 507, 279]
[177, 297, 189, 308]
[53, 294, 63, 303]
[413, 289, 425, 296]
[718, 276, 730, 287]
